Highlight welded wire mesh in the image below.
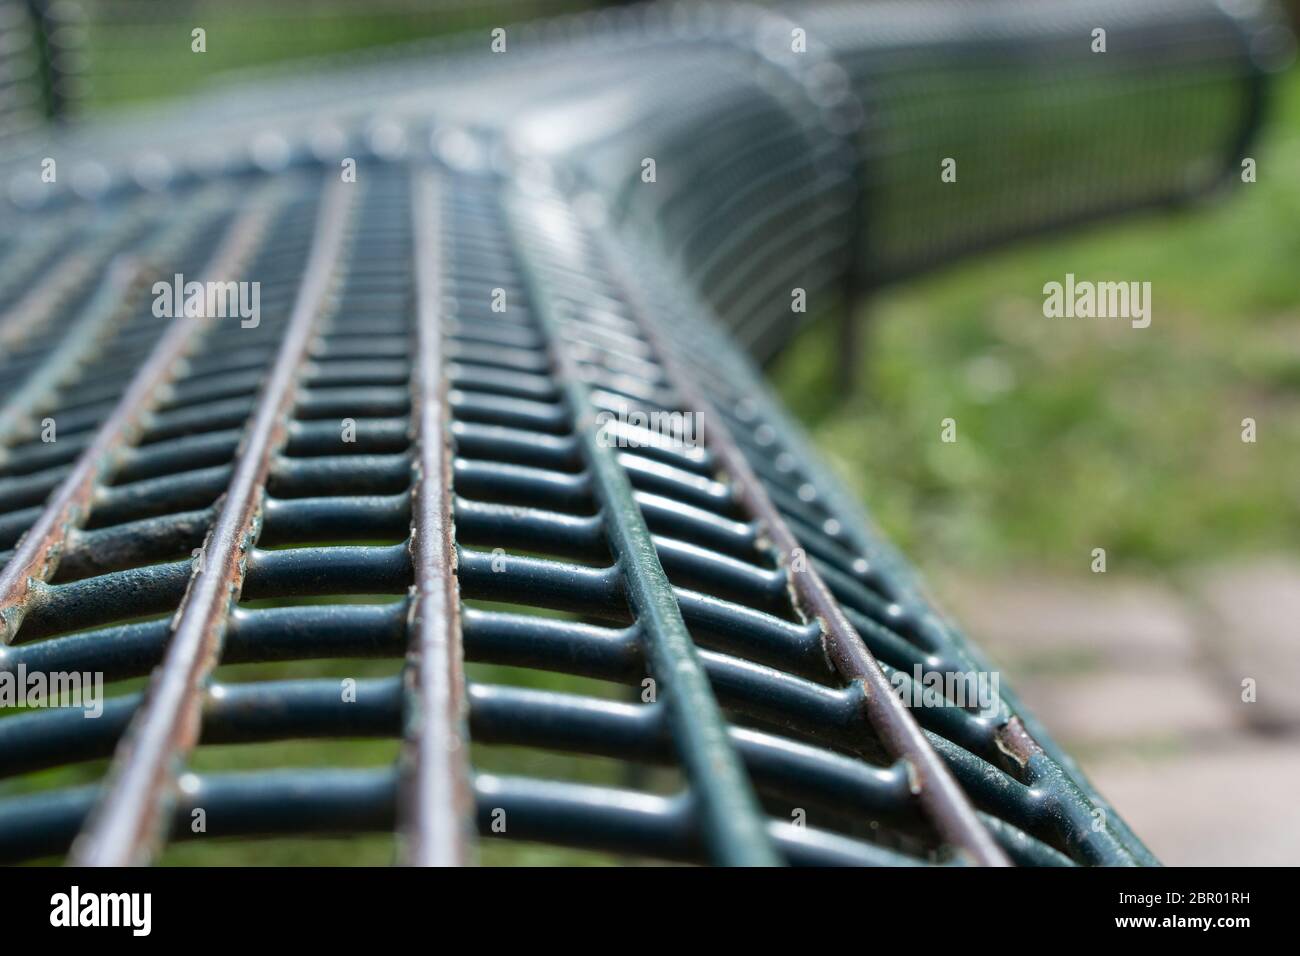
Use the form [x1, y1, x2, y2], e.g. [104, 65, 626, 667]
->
[0, 156, 1151, 866]
[0, 0, 1287, 866]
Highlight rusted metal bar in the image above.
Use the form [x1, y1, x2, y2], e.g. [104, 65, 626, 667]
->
[0, 196, 274, 645]
[502, 190, 781, 867]
[594, 225, 1010, 867]
[0, 225, 69, 325]
[0, 253, 93, 348]
[0, 256, 144, 450]
[398, 166, 474, 866]
[70, 177, 354, 866]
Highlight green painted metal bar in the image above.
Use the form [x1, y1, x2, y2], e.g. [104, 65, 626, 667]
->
[591, 218, 1010, 867]
[500, 183, 780, 867]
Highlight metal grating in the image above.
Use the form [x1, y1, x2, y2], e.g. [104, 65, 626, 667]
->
[0, 160, 1149, 866]
[0, 0, 1287, 866]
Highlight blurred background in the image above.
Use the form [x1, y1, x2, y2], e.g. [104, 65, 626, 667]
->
[775, 75, 1300, 864]
[5, 0, 1298, 865]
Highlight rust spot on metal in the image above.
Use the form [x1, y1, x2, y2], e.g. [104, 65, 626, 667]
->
[994, 716, 1044, 770]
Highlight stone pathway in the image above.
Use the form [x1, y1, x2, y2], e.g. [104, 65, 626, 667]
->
[934, 559, 1300, 866]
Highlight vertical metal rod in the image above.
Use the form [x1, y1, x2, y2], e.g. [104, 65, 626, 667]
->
[70, 177, 354, 866]
[398, 166, 474, 866]
[501, 189, 780, 867]
[595, 225, 1009, 866]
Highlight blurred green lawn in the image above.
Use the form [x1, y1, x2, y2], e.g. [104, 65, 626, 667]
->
[77, 0, 594, 111]
[774, 68, 1300, 576]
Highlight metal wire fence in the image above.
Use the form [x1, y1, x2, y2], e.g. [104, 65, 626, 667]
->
[0, 0, 46, 137]
[33, 0, 609, 114]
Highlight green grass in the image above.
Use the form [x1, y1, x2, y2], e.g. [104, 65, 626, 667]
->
[76, 0, 596, 112]
[773, 68, 1300, 576]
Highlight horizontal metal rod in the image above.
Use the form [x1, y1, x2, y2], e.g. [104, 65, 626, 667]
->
[0, 768, 928, 867]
